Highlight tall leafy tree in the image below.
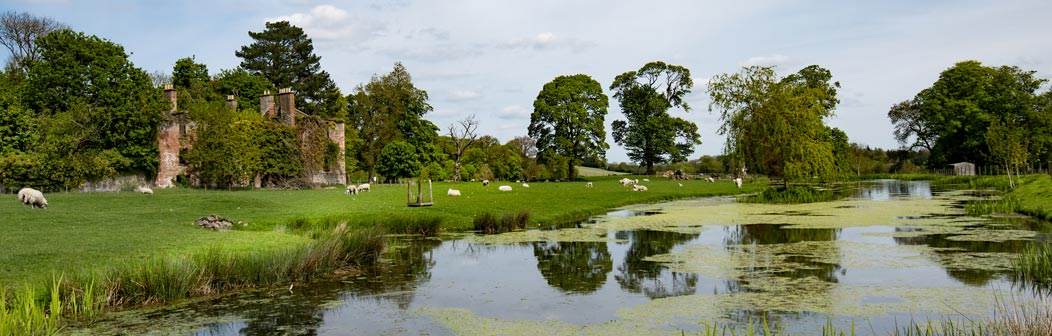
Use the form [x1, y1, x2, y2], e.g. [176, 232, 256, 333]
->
[0, 11, 66, 74]
[377, 140, 420, 181]
[347, 62, 438, 181]
[213, 67, 275, 113]
[235, 21, 344, 119]
[892, 61, 1048, 166]
[23, 29, 166, 176]
[985, 121, 1028, 188]
[610, 61, 700, 175]
[529, 74, 609, 180]
[172, 56, 209, 89]
[708, 65, 840, 187]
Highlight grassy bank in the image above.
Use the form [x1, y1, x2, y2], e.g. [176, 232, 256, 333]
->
[1, 176, 758, 285]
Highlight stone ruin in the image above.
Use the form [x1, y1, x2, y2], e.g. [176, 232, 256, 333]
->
[154, 85, 346, 188]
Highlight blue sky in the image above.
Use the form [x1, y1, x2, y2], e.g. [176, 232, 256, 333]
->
[4, 0, 1050, 163]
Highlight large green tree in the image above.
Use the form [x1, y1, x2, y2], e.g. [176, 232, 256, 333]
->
[22, 28, 166, 177]
[213, 67, 275, 113]
[889, 60, 1049, 166]
[708, 65, 841, 186]
[347, 62, 438, 181]
[529, 74, 609, 180]
[377, 140, 420, 181]
[236, 21, 344, 119]
[610, 61, 700, 175]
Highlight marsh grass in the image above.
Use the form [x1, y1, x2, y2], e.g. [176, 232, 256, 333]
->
[738, 186, 844, 204]
[964, 195, 1021, 216]
[1012, 243, 1052, 290]
[474, 210, 532, 234]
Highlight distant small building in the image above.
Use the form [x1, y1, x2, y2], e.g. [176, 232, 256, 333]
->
[950, 162, 975, 176]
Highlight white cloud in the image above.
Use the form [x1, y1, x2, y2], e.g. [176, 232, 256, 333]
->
[497, 105, 530, 120]
[448, 89, 481, 101]
[739, 54, 789, 67]
[498, 32, 595, 52]
[266, 5, 383, 42]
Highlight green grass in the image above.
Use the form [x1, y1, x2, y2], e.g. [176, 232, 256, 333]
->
[1009, 175, 1052, 221]
[574, 165, 629, 177]
[1, 176, 760, 285]
[1013, 243, 1052, 290]
[473, 210, 532, 234]
[738, 185, 845, 204]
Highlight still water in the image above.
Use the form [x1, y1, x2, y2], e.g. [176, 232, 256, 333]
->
[72, 180, 1052, 335]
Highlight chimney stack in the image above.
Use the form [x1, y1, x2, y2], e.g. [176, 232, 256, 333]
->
[163, 84, 177, 113]
[260, 90, 274, 117]
[275, 87, 295, 127]
[225, 95, 238, 111]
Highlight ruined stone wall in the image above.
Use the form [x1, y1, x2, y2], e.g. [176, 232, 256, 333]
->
[155, 85, 188, 188]
[308, 122, 347, 185]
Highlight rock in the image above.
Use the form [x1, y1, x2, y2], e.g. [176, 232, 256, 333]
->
[196, 214, 233, 231]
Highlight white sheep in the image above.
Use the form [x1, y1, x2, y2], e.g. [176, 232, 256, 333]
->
[18, 188, 47, 208]
[678, 183, 683, 187]
[619, 178, 633, 186]
[521, 183, 529, 188]
[345, 184, 358, 195]
[633, 185, 648, 191]
[734, 177, 743, 189]
[447, 188, 461, 196]
[357, 183, 371, 192]
[586, 182, 593, 188]
[135, 186, 154, 194]
[643, 178, 650, 182]
[498, 185, 512, 191]
[482, 179, 490, 186]
[706, 177, 715, 183]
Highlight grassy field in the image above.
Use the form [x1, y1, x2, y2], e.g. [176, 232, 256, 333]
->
[1, 175, 758, 285]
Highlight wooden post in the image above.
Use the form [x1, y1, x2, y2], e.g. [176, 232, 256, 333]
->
[428, 179, 433, 204]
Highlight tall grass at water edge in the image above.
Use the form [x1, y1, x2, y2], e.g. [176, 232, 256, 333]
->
[738, 186, 844, 204]
[0, 220, 388, 335]
[474, 210, 532, 234]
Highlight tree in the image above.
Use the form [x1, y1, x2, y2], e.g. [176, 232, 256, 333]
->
[447, 114, 479, 182]
[213, 67, 275, 113]
[610, 61, 700, 175]
[0, 11, 66, 74]
[172, 56, 209, 89]
[236, 21, 344, 119]
[888, 98, 936, 152]
[377, 140, 420, 181]
[529, 74, 609, 180]
[985, 121, 1028, 188]
[708, 65, 840, 187]
[895, 61, 1048, 166]
[23, 29, 166, 176]
[347, 62, 438, 182]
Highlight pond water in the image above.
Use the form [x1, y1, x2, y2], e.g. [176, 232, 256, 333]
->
[71, 180, 1052, 335]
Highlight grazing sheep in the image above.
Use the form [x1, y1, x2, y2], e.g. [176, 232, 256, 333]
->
[498, 185, 512, 191]
[19, 188, 47, 208]
[633, 185, 648, 191]
[586, 182, 593, 188]
[447, 189, 461, 196]
[734, 177, 743, 189]
[357, 183, 371, 192]
[643, 178, 650, 182]
[521, 183, 529, 188]
[135, 186, 154, 194]
[678, 183, 683, 187]
[345, 184, 358, 195]
[482, 179, 490, 186]
[619, 178, 634, 186]
[706, 177, 715, 183]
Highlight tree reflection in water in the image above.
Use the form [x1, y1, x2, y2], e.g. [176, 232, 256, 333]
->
[533, 241, 613, 294]
[615, 230, 700, 299]
[720, 224, 842, 324]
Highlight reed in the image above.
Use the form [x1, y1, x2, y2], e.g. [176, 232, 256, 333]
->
[473, 210, 533, 234]
[1012, 243, 1052, 291]
[964, 195, 1020, 216]
[739, 186, 843, 204]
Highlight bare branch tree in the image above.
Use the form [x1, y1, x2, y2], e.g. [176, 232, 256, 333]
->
[510, 135, 538, 159]
[448, 114, 479, 182]
[0, 11, 66, 74]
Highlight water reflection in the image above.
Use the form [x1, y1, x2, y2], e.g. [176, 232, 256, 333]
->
[533, 241, 612, 294]
[615, 230, 699, 299]
[853, 179, 932, 200]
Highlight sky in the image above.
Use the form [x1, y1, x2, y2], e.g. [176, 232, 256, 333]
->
[3, 0, 1051, 163]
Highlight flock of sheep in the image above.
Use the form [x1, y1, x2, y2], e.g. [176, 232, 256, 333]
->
[344, 183, 372, 195]
[442, 175, 743, 198]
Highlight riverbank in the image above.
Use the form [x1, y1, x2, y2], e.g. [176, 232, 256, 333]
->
[1, 176, 760, 334]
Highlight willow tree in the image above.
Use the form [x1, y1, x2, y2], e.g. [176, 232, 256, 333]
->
[985, 121, 1028, 189]
[529, 74, 608, 180]
[708, 65, 841, 187]
[609, 61, 700, 175]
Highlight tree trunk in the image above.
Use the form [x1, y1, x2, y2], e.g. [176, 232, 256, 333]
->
[645, 161, 655, 175]
[568, 160, 575, 181]
[452, 159, 462, 182]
